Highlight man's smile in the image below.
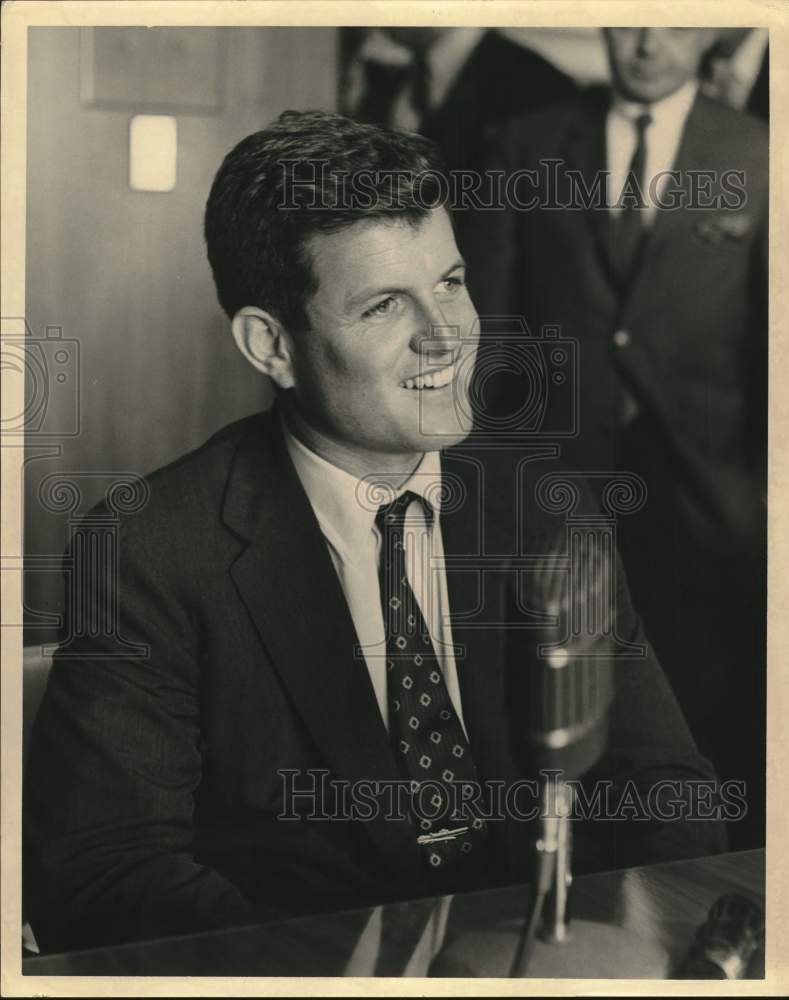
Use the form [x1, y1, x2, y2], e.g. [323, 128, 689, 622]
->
[399, 362, 457, 390]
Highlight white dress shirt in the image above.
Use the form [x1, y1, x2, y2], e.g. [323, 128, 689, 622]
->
[284, 424, 467, 735]
[606, 79, 698, 225]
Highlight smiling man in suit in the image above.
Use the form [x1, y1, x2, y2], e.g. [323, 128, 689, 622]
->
[24, 111, 727, 954]
[467, 28, 768, 848]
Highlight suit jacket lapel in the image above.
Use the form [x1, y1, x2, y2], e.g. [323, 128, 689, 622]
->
[563, 90, 715, 309]
[620, 93, 713, 311]
[561, 88, 622, 293]
[422, 35, 486, 170]
[630, 92, 709, 281]
[222, 409, 422, 877]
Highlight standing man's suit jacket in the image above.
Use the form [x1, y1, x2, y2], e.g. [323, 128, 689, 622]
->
[418, 30, 576, 181]
[467, 88, 768, 566]
[24, 407, 724, 953]
[421, 30, 575, 254]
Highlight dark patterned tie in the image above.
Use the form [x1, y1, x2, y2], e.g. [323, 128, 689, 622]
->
[610, 110, 653, 289]
[375, 491, 487, 871]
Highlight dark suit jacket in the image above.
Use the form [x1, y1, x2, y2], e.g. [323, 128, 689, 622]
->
[466, 88, 768, 568]
[418, 31, 576, 180]
[24, 407, 725, 953]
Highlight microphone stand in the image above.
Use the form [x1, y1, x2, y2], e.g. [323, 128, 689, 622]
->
[541, 778, 573, 945]
[509, 777, 573, 976]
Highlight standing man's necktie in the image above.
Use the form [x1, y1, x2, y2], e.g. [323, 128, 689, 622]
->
[376, 491, 487, 871]
[407, 49, 431, 124]
[356, 51, 431, 130]
[356, 60, 409, 125]
[611, 110, 653, 289]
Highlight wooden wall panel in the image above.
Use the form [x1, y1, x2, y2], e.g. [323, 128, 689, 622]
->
[23, 27, 338, 639]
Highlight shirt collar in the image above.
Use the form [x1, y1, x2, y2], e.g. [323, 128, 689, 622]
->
[398, 449, 443, 511]
[727, 28, 768, 84]
[283, 419, 443, 563]
[356, 27, 486, 110]
[357, 28, 411, 66]
[426, 28, 486, 108]
[612, 78, 698, 130]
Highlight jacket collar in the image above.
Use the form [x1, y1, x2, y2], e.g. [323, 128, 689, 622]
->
[222, 406, 423, 878]
[561, 87, 621, 290]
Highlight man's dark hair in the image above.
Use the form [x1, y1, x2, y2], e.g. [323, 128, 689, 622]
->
[204, 109, 447, 330]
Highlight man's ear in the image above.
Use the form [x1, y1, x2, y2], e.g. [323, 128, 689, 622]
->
[231, 307, 296, 390]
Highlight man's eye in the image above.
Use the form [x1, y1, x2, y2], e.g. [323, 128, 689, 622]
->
[441, 275, 465, 293]
[363, 296, 397, 319]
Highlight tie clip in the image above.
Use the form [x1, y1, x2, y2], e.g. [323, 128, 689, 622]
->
[417, 825, 468, 845]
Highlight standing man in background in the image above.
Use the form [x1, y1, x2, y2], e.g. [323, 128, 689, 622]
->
[467, 27, 768, 849]
[342, 27, 576, 247]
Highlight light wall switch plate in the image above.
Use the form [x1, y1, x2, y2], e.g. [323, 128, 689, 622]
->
[129, 115, 177, 192]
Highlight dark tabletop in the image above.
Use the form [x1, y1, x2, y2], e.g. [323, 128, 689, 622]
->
[22, 848, 764, 979]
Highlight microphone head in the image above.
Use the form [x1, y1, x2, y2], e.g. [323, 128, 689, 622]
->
[515, 533, 616, 779]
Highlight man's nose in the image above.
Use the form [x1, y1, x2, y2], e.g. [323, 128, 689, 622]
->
[635, 27, 662, 56]
[411, 300, 457, 355]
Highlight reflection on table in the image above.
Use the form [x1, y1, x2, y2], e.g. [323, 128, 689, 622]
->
[23, 848, 764, 978]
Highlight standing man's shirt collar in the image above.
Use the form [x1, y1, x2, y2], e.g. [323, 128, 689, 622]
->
[606, 78, 699, 223]
[426, 27, 486, 110]
[356, 28, 410, 67]
[611, 77, 698, 129]
[351, 27, 486, 118]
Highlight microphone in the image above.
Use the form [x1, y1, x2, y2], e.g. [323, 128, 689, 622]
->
[523, 536, 616, 781]
[510, 532, 617, 972]
[432, 532, 672, 979]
